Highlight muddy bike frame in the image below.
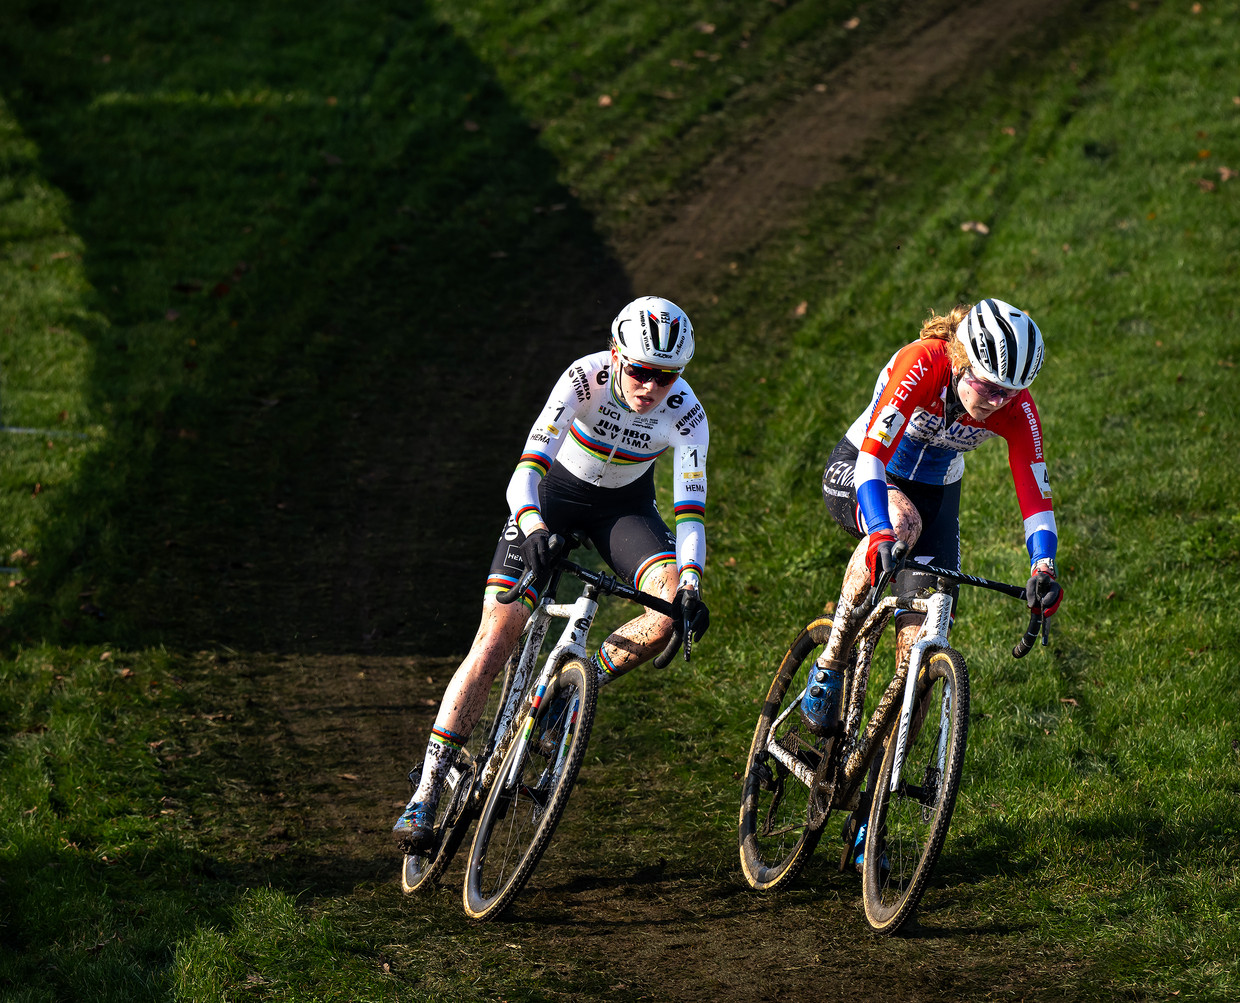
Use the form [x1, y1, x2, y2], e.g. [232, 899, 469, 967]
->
[769, 557, 1045, 825]
[740, 543, 1048, 932]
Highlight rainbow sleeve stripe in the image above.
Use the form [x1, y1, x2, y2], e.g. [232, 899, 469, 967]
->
[515, 504, 545, 535]
[517, 449, 552, 476]
[679, 562, 704, 581]
[674, 500, 706, 527]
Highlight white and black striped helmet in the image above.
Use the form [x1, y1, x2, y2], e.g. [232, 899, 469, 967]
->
[610, 296, 695, 368]
[957, 298, 1044, 390]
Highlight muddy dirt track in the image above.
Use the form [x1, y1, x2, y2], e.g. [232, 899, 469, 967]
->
[176, 1, 1102, 999]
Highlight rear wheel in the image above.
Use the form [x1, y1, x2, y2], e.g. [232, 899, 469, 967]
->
[401, 644, 520, 894]
[738, 616, 837, 891]
[463, 658, 597, 920]
[862, 646, 968, 934]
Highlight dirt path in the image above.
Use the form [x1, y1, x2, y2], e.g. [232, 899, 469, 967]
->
[623, 0, 1077, 298]
[183, 2, 1092, 998]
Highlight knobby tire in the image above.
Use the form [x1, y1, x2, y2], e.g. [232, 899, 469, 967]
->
[463, 658, 597, 920]
[401, 645, 520, 894]
[862, 646, 969, 934]
[738, 615, 836, 892]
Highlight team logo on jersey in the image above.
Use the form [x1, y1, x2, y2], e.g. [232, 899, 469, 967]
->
[1030, 461, 1052, 499]
[870, 404, 905, 447]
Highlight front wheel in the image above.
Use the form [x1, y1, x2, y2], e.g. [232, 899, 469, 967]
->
[862, 646, 969, 934]
[463, 658, 597, 920]
[738, 615, 836, 892]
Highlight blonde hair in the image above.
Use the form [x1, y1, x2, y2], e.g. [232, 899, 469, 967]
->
[919, 304, 972, 370]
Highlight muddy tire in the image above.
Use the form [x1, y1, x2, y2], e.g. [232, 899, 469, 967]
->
[401, 644, 519, 894]
[463, 658, 597, 920]
[738, 616, 836, 892]
[862, 646, 968, 934]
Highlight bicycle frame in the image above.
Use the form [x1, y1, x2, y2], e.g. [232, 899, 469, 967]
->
[761, 586, 982, 815]
[473, 584, 599, 805]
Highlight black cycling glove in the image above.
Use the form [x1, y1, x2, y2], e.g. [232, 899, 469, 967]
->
[519, 529, 552, 581]
[1025, 568, 1063, 617]
[671, 587, 710, 642]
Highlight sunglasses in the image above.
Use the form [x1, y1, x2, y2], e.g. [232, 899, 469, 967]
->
[962, 370, 1020, 402]
[621, 361, 681, 388]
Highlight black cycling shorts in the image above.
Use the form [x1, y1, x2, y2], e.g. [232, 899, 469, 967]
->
[486, 465, 675, 605]
[821, 437, 961, 594]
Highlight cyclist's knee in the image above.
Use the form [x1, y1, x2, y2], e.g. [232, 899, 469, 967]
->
[889, 491, 923, 545]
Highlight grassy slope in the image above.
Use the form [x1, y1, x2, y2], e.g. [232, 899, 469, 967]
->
[2, 0, 1239, 999]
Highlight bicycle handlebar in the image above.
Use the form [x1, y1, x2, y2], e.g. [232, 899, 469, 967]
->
[870, 542, 1048, 659]
[494, 534, 690, 665]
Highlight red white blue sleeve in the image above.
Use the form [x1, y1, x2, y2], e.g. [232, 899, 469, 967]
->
[991, 393, 1059, 567]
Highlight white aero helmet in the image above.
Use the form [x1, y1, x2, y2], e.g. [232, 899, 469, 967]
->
[957, 297, 1045, 391]
[610, 295, 695, 369]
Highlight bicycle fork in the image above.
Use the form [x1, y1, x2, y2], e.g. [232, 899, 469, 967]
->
[887, 590, 953, 795]
[500, 592, 598, 795]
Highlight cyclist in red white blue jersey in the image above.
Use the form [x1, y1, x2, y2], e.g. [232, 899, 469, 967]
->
[805, 298, 1063, 740]
[394, 296, 710, 853]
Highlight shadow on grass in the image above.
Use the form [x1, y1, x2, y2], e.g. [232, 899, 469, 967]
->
[0, 2, 629, 995]
[0, 0, 631, 659]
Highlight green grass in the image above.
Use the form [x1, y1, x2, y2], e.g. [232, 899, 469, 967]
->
[3, 0, 1240, 999]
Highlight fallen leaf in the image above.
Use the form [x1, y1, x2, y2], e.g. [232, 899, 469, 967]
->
[696, 22, 716, 33]
[843, 16, 860, 29]
[794, 300, 808, 317]
[960, 220, 990, 234]
[1219, 166, 1237, 181]
[1060, 698, 1078, 707]
[1002, 126, 1017, 136]
[1197, 148, 1211, 159]
[1196, 178, 1216, 192]
[597, 94, 613, 107]
[339, 773, 360, 782]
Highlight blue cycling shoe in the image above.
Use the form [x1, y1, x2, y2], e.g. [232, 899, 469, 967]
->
[392, 799, 436, 854]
